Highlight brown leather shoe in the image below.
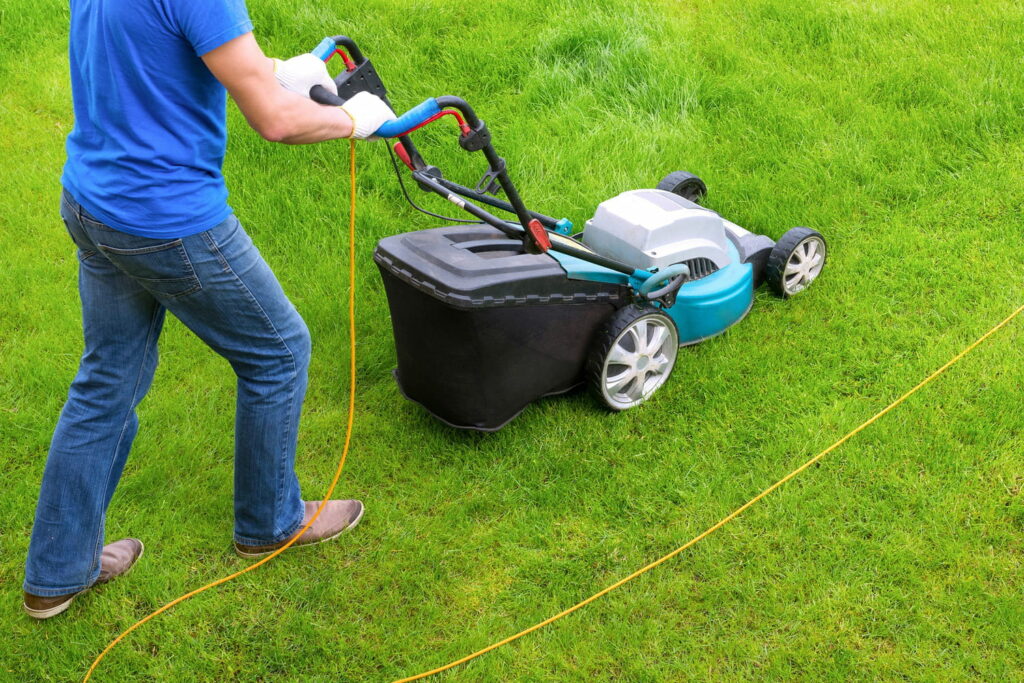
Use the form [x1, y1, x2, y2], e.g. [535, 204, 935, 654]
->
[234, 500, 364, 559]
[23, 538, 144, 620]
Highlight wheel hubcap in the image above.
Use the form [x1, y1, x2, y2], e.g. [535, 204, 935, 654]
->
[603, 317, 678, 409]
[783, 237, 825, 294]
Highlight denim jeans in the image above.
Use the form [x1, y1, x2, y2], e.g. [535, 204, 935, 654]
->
[24, 190, 308, 597]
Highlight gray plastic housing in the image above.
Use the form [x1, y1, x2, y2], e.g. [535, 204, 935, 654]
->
[582, 189, 733, 271]
[722, 222, 775, 287]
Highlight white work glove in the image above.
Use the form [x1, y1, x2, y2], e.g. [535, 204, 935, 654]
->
[339, 91, 398, 140]
[273, 53, 337, 98]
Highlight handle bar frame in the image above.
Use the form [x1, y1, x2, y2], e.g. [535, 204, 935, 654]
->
[309, 36, 655, 283]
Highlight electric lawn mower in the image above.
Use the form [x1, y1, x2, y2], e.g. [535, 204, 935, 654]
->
[309, 36, 827, 431]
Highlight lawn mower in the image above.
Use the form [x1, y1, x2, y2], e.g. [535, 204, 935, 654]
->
[309, 36, 827, 431]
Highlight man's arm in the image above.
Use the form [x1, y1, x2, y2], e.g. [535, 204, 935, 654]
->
[202, 32, 353, 143]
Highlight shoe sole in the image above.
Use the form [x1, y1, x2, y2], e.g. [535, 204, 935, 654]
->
[24, 541, 145, 620]
[23, 595, 78, 620]
[235, 503, 365, 559]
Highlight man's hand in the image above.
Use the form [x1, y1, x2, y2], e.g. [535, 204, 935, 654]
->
[339, 92, 398, 140]
[202, 33, 353, 143]
[273, 53, 337, 98]
[270, 54, 396, 139]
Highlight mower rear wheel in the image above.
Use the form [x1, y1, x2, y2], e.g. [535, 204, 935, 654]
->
[587, 305, 679, 411]
[656, 171, 707, 204]
[765, 227, 827, 298]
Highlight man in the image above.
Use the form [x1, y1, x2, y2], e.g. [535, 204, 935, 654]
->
[23, 0, 396, 619]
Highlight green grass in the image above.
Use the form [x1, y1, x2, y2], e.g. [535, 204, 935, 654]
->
[2, 0, 1024, 679]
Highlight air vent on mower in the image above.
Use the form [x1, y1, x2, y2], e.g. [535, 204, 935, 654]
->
[682, 257, 719, 281]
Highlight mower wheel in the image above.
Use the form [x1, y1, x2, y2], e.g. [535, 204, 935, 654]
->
[765, 227, 827, 298]
[587, 304, 679, 411]
[656, 171, 707, 204]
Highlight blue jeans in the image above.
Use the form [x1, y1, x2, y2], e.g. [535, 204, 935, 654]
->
[24, 191, 308, 597]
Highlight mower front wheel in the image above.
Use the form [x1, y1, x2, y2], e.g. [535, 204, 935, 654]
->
[765, 227, 827, 298]
[587, 305, 679, 411]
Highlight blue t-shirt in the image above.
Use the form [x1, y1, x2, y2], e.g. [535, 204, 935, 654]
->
[62, 0, 253, 238]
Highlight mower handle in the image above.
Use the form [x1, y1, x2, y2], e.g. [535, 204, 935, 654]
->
[374, 99, 441, 138]
[308, 89, 445, 138]
[312, 35, 366, 64]
[305, 34, 539, 250]
[308, 35, 483, 139]
[310, 84, 345, 106]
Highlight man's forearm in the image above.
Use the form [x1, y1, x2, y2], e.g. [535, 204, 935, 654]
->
[262, 87, 354, 143]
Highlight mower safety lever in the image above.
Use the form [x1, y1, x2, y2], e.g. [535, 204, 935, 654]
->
[434, 96, 482, 130]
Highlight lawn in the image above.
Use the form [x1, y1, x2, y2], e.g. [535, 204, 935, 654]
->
[2, 0, 1023, 680]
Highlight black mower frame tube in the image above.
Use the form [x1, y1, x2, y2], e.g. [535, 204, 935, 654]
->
[329, 35, 365, 64]
[433, 97, 537, 237]
[314, 38, 629, 270]
[412, 171, 521, 238]
[435, 96, 482, 128]
[481, 144, 534, 234]
[433, 177, 559, 229]
[414, 173, 638, 276]
[544, 237, 639, 276]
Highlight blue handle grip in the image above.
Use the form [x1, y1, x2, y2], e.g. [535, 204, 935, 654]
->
[312, 37, 335, 62]
[373, 98, 440, 138]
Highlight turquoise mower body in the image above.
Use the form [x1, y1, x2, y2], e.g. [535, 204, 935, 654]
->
[549, 240, 755, 346]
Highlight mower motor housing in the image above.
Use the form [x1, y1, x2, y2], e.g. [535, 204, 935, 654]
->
[582, 189, 732, 272]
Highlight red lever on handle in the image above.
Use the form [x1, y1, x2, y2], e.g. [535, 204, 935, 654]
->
[527, 219, 551, 252]
[393, 142, 414, 170]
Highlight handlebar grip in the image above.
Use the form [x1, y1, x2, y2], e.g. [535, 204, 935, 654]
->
[311, 37, 336, 62]
[307, 90, 439, 139]
[373, 98, 440, 138]
[310, 84, 345, 106]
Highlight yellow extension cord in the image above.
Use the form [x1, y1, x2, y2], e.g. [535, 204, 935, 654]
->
[83, 138, 1024, 680]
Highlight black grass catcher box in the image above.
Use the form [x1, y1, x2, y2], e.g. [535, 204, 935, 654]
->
[374, 225, 630, 431]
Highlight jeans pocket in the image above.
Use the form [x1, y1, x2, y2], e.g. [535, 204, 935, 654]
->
[96, 239, 203, 298]
[60, 197, 97, 262]
[61, 218, 98, 262]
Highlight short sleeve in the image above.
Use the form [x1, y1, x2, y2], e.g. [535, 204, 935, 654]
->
[168, 0, 254, 56]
